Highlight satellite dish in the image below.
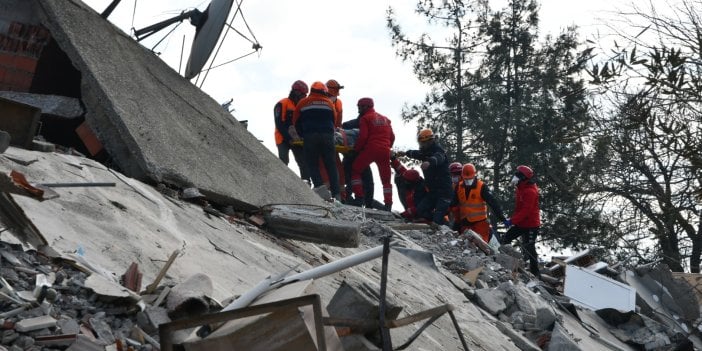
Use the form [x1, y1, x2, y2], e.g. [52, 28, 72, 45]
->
[185, 0, 234, 79]
[133, 0, 235, 79]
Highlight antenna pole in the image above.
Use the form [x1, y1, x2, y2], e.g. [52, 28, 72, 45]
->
[134, 10, 200, 42]
[101, 0, 122, 18]
[179, 35, 186, 74]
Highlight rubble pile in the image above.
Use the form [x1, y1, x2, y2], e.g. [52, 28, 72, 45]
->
[0, 167, 700, 350]
[0, 241, 160, 351]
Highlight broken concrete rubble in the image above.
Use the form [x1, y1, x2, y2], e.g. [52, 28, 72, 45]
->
[1, 145, 700, 350]
[0, 1, 699, 349]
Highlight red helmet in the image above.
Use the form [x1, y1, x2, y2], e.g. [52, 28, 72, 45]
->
[357, 97, 374, 109]
[326, 79, 344, 96]
[462, 163, 477, 179]
[291, 80, 308, 95]
[310, 81, 328, 94]
[449, 162, 462, 175]
[402, 169, 421, 183]
[516, 165, 534, 179]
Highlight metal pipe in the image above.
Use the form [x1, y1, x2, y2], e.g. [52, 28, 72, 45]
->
[275, 244, 387, 286]
[39, 182, 116, 188]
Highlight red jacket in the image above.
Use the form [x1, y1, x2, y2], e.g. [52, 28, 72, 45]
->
[354, 108, 394, 152]
[512, 181, 540, 228]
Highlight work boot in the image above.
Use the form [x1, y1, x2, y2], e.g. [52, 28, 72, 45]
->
[383, 203, 392, 212]
[349, 197, 365, 207]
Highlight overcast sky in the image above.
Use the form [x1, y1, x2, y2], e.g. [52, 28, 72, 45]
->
[82, 0, 623, 207]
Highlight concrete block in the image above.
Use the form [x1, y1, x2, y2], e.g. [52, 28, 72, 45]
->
[15, 315, 56, 332]
[548, 322, 582, 351]
[474, 288, 508, 316]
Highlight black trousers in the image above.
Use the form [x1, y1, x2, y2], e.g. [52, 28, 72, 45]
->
[502, 226, 540, 278]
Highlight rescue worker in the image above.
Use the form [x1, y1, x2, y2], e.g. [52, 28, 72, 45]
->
[273, 80, 309, 183]
[449, 162, 463, 189]
[325, 79, 346, 200]
[447, 161, 464, 227]
[292, 81, 340, 201]
[451, 163, 507, 243]
[501, 165, 541, 279]
[342, 113, 374, 207]
[350, 97, 395, 211]
[391, 161, 427, 221]
[326, 79, 344, 127]
[399, 129, 452, 225]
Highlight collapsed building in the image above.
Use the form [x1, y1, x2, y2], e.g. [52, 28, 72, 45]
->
[0, 1, 701, 350]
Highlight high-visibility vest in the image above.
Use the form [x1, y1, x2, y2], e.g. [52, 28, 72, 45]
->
[456, 179, 488, 223]
[274, 98, 296, 145]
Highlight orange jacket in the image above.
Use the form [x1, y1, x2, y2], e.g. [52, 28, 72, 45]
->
[454, 179, 488, 223]
[274, 98, 297, 145]
[332, 98, 343, 128]
[292, 92, 337, 136]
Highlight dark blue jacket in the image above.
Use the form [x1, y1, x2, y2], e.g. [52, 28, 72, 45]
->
[406, 142, 452, 196]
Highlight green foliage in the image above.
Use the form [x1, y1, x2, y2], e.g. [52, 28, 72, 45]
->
[584, 0, 702, 272]
[387, 0, 609, 252]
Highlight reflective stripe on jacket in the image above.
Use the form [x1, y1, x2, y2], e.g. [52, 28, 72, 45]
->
[292, 92, 337, 137]
[456, 179, 488, 223]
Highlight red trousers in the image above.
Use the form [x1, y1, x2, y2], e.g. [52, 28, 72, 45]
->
[351, 146, 392, 206]
[460, 220, 491, 243]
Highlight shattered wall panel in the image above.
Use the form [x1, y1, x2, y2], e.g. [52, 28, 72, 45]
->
[30, 0, 324, 210]
[0, 0, 50, 92]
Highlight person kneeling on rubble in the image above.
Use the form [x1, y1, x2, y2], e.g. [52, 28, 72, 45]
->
[450, 163, 507, 244]
[391, 155, 427, 221]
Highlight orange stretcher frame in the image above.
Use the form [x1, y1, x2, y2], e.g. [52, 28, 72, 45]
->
[292, 140, 351, 153]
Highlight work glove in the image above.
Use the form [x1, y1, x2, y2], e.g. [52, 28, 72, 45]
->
[390, 150, 397, 161]
[421, 161, 430, 170]
[503, 219, 512, 227]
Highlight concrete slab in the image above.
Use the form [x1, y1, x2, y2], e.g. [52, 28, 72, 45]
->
[32, 0, 324, 210]
[0, 91, 83, 118]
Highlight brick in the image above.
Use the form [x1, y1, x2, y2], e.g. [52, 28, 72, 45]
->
[14, 55, 37, 73]
[0, 53, 13, 67]
[75, 121, 104, 156]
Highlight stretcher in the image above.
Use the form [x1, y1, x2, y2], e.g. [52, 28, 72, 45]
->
[291, 140, 352, 153]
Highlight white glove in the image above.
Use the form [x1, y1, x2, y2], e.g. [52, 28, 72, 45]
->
[510, 175, 520, 186]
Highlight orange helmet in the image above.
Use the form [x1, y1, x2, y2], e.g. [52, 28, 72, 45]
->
[326, 79, 344, 96]
[417, 129, 434, 142]
[449, 162, 462, 175]
[291, 80, 308, 95]
[310, 81, 328, 94]
[402, 169, 421, 183]
[462, 163, 477, 179]
[516, 165, 534, 179]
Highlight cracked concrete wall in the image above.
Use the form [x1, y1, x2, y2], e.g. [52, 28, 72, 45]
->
[31, 0, 324, 210]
